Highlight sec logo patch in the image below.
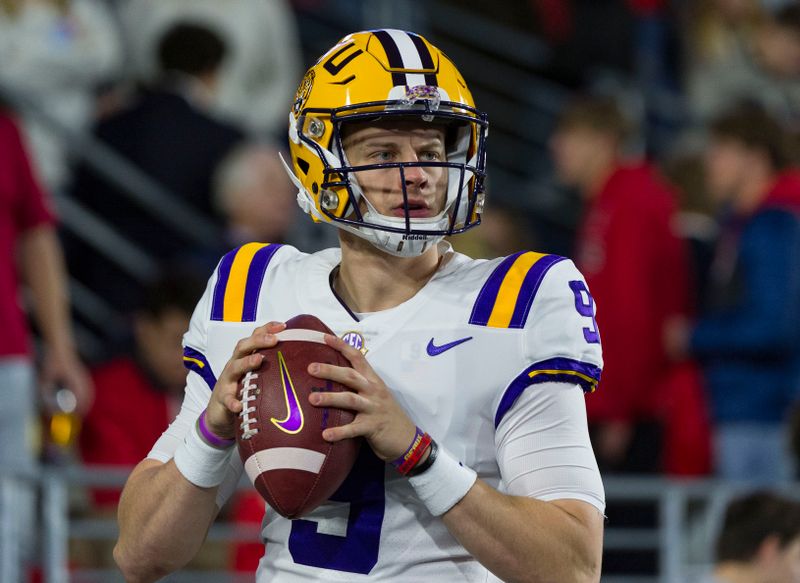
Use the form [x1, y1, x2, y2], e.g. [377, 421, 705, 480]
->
[341, 331, 367, 355]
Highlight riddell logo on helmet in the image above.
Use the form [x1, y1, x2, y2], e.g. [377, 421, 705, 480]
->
[402, 234, 429, 241]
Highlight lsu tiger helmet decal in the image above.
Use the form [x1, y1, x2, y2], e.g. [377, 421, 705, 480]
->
[282, 29, 488, 257]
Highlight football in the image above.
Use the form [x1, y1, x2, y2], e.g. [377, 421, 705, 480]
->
[236, 314, 361, 518]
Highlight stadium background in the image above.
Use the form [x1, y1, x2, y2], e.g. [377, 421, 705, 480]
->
[1, 0, 800, 581]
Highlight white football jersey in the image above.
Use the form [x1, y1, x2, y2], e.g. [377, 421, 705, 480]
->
[149, 241, 604, 582]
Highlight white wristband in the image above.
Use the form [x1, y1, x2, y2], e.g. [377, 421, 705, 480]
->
[173, 422, 235, 488]
[408, 445, 477, 516]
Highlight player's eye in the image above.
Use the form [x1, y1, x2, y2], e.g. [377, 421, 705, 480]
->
[369, 150, 394, 162]
[419, 151, 442, 162]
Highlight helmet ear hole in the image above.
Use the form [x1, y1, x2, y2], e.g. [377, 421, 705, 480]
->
[296, 158, 310, 175]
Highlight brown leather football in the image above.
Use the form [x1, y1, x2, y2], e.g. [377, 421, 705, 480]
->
[236, 314, 361, 519]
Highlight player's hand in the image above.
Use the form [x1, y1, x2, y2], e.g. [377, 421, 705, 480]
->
[307, 334, 418, 462]
[206, 321, 286, 439]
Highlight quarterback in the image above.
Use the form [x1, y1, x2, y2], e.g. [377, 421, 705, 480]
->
[115, 30, 605, 582]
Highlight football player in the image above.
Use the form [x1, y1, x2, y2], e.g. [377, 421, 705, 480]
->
[115, 29, 605, 582]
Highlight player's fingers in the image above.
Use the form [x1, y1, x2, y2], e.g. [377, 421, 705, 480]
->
[224, 391, 244, 414]
[249, 321, 286, 337]
[231, 325, 284, 359]
[308, 362, 369, 392]
[323, 334, 377, 379]
[222, 353, 264, 386]
[321, 422, 364, 442]
[262, 321, 287, 333]
[308, 389, 368, 412]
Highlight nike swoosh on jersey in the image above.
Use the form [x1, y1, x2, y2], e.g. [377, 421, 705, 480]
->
[426, 336, 473, 356]
[271, 351, 304, 434]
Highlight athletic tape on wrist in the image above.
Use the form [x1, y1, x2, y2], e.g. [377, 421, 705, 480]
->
[408, 445, 477, 516]
[173, 420, 235, 488]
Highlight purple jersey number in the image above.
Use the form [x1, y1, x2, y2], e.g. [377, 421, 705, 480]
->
[288, 447, 385, 574]
[569, 280, 600, 344]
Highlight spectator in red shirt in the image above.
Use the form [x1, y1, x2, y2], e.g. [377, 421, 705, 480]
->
[80, 272, 205, 505]
[0, 108, 91, 579]
[550, 96, 707, 474]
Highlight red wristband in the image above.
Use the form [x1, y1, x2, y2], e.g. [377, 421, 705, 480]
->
[391, 427, 432, 476]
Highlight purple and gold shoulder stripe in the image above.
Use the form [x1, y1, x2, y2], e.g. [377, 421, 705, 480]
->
[182, 346, 217, 391]
[469, 252, 566, 329]
[495, 357, 602, 428]
[211, 243, 283, 322]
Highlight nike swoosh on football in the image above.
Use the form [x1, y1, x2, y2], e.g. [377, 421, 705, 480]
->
[426, 336, 473, 356]
[270, 351, 304, 434]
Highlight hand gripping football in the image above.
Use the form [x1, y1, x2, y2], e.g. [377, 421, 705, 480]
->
[236, 315, 361, 518]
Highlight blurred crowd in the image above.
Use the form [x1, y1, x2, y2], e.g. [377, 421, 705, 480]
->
[2, 0, 800, 579]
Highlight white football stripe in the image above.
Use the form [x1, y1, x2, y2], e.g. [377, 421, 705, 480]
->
[386, 29, 424, 69]
[244, 447, 326, 484]
[275, 329, 327, 344]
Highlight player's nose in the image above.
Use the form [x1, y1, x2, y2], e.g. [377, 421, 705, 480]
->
[401, 149, 429, 188]
[402, 163, 428, 190]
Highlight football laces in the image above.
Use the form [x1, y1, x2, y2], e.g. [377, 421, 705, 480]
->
[239, 371, 260, 440]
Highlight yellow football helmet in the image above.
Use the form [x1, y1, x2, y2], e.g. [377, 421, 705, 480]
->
[283, 29, 488, 257]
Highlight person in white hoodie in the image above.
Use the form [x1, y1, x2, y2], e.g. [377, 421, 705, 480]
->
[0, 0, 122, 190]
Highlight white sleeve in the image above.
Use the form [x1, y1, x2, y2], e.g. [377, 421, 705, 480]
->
[495, 381, 605, 514]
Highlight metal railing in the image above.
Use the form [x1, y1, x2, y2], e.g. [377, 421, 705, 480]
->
[3, 464, 797, 583]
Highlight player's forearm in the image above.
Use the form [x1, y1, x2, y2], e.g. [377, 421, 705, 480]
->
[442, 480, 603, 583]
[115, 460, 219, 582]
[18, 226, 75, 352]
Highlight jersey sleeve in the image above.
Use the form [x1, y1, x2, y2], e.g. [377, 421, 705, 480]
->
[146, 261, 242, 508]
[485, 256, 605, 509]
[491, 257, 603, 428]
[495, 382, 605, 513]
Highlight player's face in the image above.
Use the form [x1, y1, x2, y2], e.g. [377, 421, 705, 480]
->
[342, 121, 448, 218]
